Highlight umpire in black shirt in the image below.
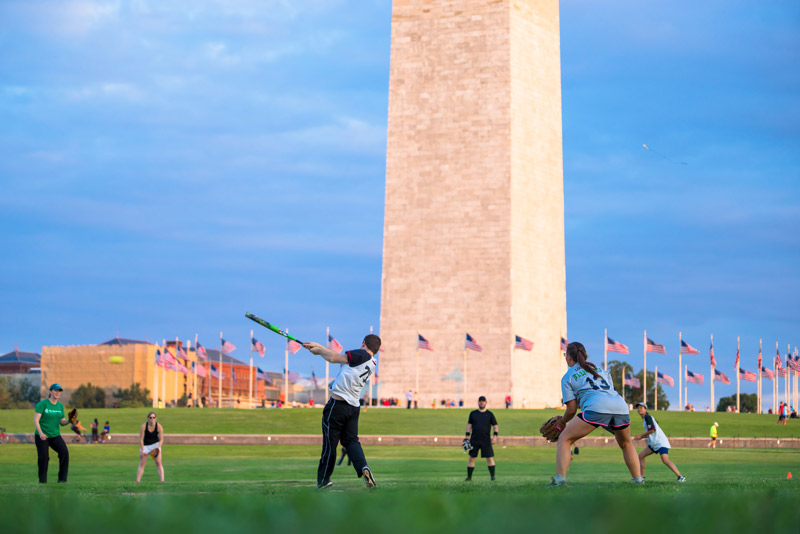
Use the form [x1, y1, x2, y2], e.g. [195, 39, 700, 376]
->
[465, 395, 498, 481]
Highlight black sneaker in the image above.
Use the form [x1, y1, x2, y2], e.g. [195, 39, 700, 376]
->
[316, 480, 333, 490]
[490, 476, 496, 481]
[363, 467, 376, 489]
[465, 477, 472, 482]
[545, 477, 566, 488]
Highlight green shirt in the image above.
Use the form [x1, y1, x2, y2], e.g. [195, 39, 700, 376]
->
[35, 399, 65, 438]
[710, 425, 717, 438]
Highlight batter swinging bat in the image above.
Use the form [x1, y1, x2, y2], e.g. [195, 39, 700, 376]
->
[245, 313, 305, 344]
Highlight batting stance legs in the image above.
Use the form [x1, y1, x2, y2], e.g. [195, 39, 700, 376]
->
[34, 434, 69, 483]
[318, 398, 368, 486]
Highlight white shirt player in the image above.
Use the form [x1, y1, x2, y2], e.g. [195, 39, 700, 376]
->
[642, 413, 670, 450]
[329, 349, 376, 407]
[561, 363, 629, 415]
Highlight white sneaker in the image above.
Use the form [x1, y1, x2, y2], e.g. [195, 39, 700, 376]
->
[677, 476, 686, 483]
[363, 467, 376, 489]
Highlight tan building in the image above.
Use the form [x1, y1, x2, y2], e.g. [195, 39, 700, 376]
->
[40, 338, 279, 408]
[379, 0, 567, 408]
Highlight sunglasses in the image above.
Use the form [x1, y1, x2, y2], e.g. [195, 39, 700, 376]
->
[148, 416, 156, 419]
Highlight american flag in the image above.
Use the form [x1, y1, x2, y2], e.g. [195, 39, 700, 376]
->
[680, 339, 700, 355]
[515, 335, 534, 351]
[646, 338, 666, 354]
[465, 333, 482, 352]
[761, 366, 774, 380]
[417, 334, 433, 351]
[757, 347, 762, 370]
[735, 347, 740, 370]
[221, 338, 236, 355]
[710, 340, 716, 368]
[560, 337, 569, 351]
[155, 349, 164, 367]
[624, 373, 641, 388]
[787, 355, 800, 372]
[283, 369, 300, 383]
[775, 349, 783, 370]
[656, 371, 674, 387]
[328, 334, 343, 353]
[191, 361, 208, 378]
[714, 369, 730, 385]
[686, 370, 703, 385]
[163, 349, 178, 366]
[256, 367, 270, 383]
[311, 370, 318, 387]
[739, 367, 757, 382]
[252, 337, 265, 357]
[196, 342, 207, 360]
[287, 339, 302, 354]
[209, 364, 225, 380]
[177, 344, 187, 359]
[606, 336, 629, 354]
[776, 367, 787, 379]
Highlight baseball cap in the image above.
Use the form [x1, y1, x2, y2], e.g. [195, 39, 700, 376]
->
[478, 396, 487, 402]
[49, 383, 63, 391]
[635, 402, 647, 409]
[714, 422, 719, 426]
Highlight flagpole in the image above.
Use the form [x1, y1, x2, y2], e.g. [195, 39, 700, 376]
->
[174, 336, 179, 407]
[654, 364, 658, 411]
[643, 330, 647, 406]
[678, 332, 683, 411]
[463, 344, 468, 405]
[161, 339, 166, 409]
[736, 336, 740, 413]
[230, 345, 234, 408]
[773, 341, 777, 413]
[187, 338, 194, 407]
[249, 329, 254, 410]
[153, 348, 159, 409]
[325, 327, 330, 403]
[758, 339, 762, 414]
[284, 333, 289, 408]
[786, 344, 790, 408]
[218, 332, 223, 408]
[795, 347, 798, 411]
[604, 328, 608, 371]
[710, 334, 714, 413]
[415, 332, 420, 398]
[193, 334, 199, 406]
[684, 364, 688, 410]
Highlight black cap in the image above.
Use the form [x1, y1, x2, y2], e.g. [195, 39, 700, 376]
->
[478, 396, 487, 402]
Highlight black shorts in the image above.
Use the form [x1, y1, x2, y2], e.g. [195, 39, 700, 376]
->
[578, 411, 631, 434]
[468, 440, 494, 458]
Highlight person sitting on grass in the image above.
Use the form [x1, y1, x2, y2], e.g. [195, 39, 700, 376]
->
[632, 402, 686, 483]
[546, 342, 643, 487]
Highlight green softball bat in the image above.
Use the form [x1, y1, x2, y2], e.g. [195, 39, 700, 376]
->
[245, 313, 304, 344]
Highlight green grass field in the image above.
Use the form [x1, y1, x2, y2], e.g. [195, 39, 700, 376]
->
[1, 441, 798, 533]
[3, 406, 800, 438]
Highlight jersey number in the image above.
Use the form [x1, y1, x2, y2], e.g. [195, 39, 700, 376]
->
[359, 368, 372, 386]
[586, 376, 611, 391]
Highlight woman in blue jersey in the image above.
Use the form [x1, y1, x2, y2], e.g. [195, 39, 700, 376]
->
[547, 342, 642, 487]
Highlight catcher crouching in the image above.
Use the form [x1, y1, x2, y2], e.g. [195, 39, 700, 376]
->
[543, 342, 643, 487]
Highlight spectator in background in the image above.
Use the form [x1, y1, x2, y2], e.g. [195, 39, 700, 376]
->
[708, 422, 719, 449]
[505, 395, 512, 409]
[91, 418, 99, 443]
[100, 421, 110, 442]
[406, 390, 412, 409]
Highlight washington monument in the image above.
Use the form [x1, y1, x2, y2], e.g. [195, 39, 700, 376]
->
[379, 0, 566, 408]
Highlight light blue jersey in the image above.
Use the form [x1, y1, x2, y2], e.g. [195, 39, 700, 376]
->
[561, 363, 629, 415]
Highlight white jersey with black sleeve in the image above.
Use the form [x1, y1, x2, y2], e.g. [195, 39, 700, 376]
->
[329, 349, 376, 407]
[643, 413, 671, 450]
[561, 363, 629, 415]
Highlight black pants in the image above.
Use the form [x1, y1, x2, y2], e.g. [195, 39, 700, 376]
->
[318, 398, 367, 484]
[35, 434, 69, 483]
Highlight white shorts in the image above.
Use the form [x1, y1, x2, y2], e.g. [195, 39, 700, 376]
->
[141, 443, 160, 455]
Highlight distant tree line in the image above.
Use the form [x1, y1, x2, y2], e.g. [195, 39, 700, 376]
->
[0, 376, 41, 408]
[607, 360, 670, 410]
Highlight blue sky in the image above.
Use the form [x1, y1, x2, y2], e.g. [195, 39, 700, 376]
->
[1, 1, 798, 410]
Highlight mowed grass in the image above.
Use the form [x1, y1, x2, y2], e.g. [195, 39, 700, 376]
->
[3, 406, 800, 438]
[1, 443, 798, 533]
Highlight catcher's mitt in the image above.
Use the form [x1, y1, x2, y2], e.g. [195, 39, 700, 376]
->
[539, 416, 564, 442]
[462, 438, 473, 452]
[68, 408, 78, 424]
[149, 448, 160, 458]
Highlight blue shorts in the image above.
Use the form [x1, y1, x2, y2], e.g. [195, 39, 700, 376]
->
[577, 411, 631, 433]
[648, 445, 670, 455]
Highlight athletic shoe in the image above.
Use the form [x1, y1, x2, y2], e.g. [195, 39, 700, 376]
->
[363, 467, 376, 489]
[316, 480, 333, 490]
[545, 477, 567, 488]
[632, 478, 645, 485]
[677, 476, 686, 483]
[464, 477, 472, 482]
[490, 476, 496, 481]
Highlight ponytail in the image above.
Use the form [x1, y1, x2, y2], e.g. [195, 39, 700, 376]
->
[566, 342, 601, 380]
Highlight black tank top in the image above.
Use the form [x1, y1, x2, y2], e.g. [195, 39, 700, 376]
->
[143, 423, 160, 445]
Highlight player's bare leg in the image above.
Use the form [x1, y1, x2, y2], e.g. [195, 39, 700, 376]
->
[155, 452, 165, 482]
[555, 417, 595, 477]
[659, 453, 682, 478]
[612, 427, 641, 479]
[135, 453, 148, 483]
[637, 446, 654, 478]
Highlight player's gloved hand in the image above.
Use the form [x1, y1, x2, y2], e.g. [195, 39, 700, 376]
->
[539, 416, 565, 442]
[68, 408, 78, 424]
[462, 438, 473, 452]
